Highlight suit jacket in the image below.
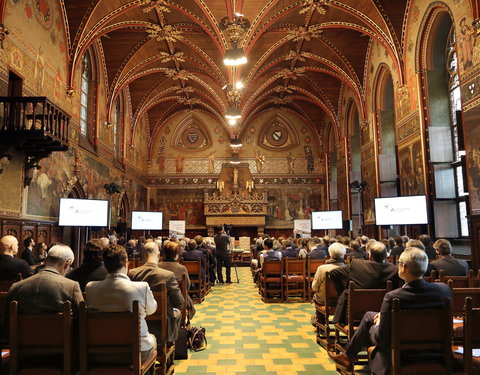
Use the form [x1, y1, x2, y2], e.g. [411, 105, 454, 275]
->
[349, 249, 368, 260]
[128, 262, 184, 342]
[86, 273, 157, 351]
[390, 246, 404, 258]
[430, 255, 469, 276]
[21, 248, 37, 266]
[0, 254, 33, 281]
[330, 259, 400, 323]
[282, 247, 299, 258]
[5, 267, 83, 328]
[182, 249, 206, 280]
[425, 245, 437, 260]
[368, 279, 452, 375]
[214, 233, 230, 254]
[309, 248, 327, 260]
[311, 259, 345, 304]
[67, 261, 108, 291]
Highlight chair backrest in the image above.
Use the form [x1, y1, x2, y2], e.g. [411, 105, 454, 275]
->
[9, 300, 72, 375]
[324, 272, 339, 307]
[263, 260, 282, 276]
[391, 297, 453, 374]
[181, 259, 201, 278]
[147, 283, 168, 348]
[0, 273, 22, 292]
[347, 281, 392, 322]
[179, 273, 188, 326]
[79, 300, 142, 375]
[307, 258, 325, 276]
[449, 285, 480, 317]
[285, 259, 306, 276]
[464, 296, 480, 375]
[423, 269, 437, 283]
[439, 269, 473, 288]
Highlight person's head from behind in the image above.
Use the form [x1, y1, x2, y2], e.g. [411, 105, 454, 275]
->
[164, 241, 179, 261]
[398, 247, 428, 281]
[406, 239, 425, 251]
[178, 240, 186, 251]
[0, 235, 19, 256]
[369, 241, 388, 263]
[144, 241, 160, 262]
[188, 239, 197, 251]
[419, 234, 431, 247]
[433, 239, 452, 256]
[194, 235, 204, 247]
[300, 238, 309, 249]
[328, 242, 346, 260]
[360, 235, 369, 246]
[366, 239, 376, 253]
[99, 237, 110, 248]
[342, 236, 350, 246]
[23, 236, 34, 249]
[393, 235, 404, 247]
[263, 238, 273, 250]
[145, 235, 154, 242]
[349, 240, 360, 252]
[83, 239, 104, 264]
[103, 244, 128, 273]
[217, 225, 225, 234]
[46, 244, 75, 276]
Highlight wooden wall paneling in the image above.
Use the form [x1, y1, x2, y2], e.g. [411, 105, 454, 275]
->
[468, 215, 480, 271]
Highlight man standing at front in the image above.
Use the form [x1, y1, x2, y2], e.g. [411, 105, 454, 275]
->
[214, 225, 231, 284]
[328, 248, 452, 374]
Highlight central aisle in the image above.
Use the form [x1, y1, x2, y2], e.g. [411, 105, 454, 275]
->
[174, 267, 338, 375]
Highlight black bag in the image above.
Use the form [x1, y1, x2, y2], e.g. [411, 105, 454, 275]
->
[175, 327, 189, 359]
[188, 326, 207, 352]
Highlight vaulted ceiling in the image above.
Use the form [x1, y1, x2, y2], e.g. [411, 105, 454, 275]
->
[62, 0, 409, 140]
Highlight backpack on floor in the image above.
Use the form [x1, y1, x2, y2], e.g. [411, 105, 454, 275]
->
[188, 326, 207, 352]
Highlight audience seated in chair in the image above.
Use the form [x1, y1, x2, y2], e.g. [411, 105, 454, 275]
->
[260, 238, 281, 267]
[128, 241, 184, 342]
[85, 244, 157, 363]
[67, 239, 108, 291]
[419, 234, 437, 260]
[330, 241, 400, 324]
[390, 235, 405, 258]
[328, 247, 453, 375]
[406, 239, 435, 277]
[431, 238, 468, 276]
[347, 240, 367, 260]
[281, 239, 299, 258]
[0, 235, 32, 281]
[182, 239, 206, 281]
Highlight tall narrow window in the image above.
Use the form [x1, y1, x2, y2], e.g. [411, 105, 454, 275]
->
[446, 26, 469, 236]
[113, 97, 121, 157]
[80, 52, 91, 138]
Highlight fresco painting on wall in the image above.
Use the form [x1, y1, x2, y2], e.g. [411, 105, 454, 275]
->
[398, 138, 425, 196]
[266, 187, 322, 228]
[362, 158, 376, 224]
[149, 189, 205, 228]
[463, 108, 480, 213]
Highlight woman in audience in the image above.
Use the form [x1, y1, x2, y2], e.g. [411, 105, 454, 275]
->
[298, 238, 310, 259]
[158, 241, 196, 319]
[34, 242, 48, 262]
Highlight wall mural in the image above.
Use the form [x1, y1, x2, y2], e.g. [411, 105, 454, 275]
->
[149, 189, 205, 228]
[265, 186, 323, 228]
[362, 158, 377, 224]
[398, 138, 425, 196]
[463, 107, 480, 213]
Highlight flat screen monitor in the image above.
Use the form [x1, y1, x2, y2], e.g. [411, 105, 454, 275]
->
[131, 211, 163, 230]
[374, 195, 428, 225]
[311, 211, 343, 230]
[58, 198, 109, 227]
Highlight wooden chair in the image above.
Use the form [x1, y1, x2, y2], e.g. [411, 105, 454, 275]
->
[179, 274, 188, 327]
[314, 271, 338, 350]
[460, 296, 480, 375]
[438, 269, 474, 288]
[147, 283, 175, 375]
[259, 260, 283, 303]
[422, 269, 437, 283]
[306, 258, 326, 302]
[79, 300, 156, 375]
[334, 281, 392, 359]
[0, 274, 22, 293]
[180, 259, 205, 303]
[9, 300, 72, 375]
[390, 297, 453, 374]
[284, 259, 306, 302]
[447, 282, 480, 345]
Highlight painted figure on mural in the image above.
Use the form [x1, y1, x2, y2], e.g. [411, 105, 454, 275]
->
[208, 152, 215, 174]
[459, 17, 473, 71]
[255, 151, 266, 172]
[176, 154, 185, 174]
[287, 152, 295, 174]
[304, 146, 314, 173]
[158, 153, 165, 173]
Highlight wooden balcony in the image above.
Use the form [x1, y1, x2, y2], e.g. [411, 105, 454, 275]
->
[0, 97, 70, 185]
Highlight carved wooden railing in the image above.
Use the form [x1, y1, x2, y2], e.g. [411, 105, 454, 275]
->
[0, 96, 70, 144]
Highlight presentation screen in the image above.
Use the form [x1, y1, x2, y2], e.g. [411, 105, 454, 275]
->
[131, 211, 163, 230]
[311, 211, 343, 230]
[374, 195, 428, 225]
[58, 198, 109, 227]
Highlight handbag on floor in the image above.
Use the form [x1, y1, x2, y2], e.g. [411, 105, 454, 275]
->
[175, 327, 189, 359]
[188, 326, 207, 352]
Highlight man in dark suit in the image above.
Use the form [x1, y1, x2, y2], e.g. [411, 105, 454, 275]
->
[0, 235, 33, 281]
[330, 241, 399, 324]
[128, 241, 184, 342]
[67, 239, 108, 291]
[281, 239, 299, 258]
[6, 244, 83, 315]
[359, 235, 369, 253]
[328, 248, 452, 375]
[214, 226, 231, 284]
[419, 234, 436, 260]
[348, 240, 368, 260]
[182, 239, 206, 280]
[21, 236, 37, 266]
[430, 238, 468, 276]
[406, 239, 435, 276]
[390, 235, 405, 257]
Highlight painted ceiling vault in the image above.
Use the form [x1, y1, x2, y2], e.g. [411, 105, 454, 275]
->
[62, 0, 410, 140]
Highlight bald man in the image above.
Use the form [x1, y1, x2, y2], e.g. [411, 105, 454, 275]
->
[0, 235, 33, 281]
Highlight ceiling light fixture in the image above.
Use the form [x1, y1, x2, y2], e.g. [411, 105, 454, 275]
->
[224, 47, 247, 66]
[235, 81, 244, 89]
[228, 118, 238, 126]
[225, 106, 241, 119]
[230, 138, 243, 148]
[230, 154, 241, 165]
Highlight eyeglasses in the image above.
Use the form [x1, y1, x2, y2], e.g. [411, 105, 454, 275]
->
[397, 261, 404, 266]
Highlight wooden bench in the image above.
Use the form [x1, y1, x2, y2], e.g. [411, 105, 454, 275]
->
[306, 258, 326, 302]
[438, 269, 474, 288]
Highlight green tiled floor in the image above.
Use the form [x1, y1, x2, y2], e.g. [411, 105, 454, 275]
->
[174, 267, 338, 374]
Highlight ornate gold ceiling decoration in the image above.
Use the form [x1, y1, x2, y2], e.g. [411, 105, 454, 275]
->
[158, 51, 186, 63]
[285, 50, 307, 62]
[141, 0, 170, 13]
[164, 68, 192, 81]
[219, 15, 251, 46]
[271, 97, 294, 105]
[287, 25, 323, 42]
[273, 85, 294, 94]
[173, 85, 194, 94]
[177, 97, 202, 105]
[276, 67, 306, 80]
[299, 0, 330, 15]
[146, 24, 182, 43]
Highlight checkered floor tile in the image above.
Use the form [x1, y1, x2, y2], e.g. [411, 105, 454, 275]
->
[174, 267, 339, 374]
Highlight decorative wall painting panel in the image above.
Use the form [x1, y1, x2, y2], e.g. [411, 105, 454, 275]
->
[398, 138, 426, 196]
[463, 107, 480, 213]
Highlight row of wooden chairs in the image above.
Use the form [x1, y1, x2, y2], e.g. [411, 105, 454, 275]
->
[179, 259, 208, 303]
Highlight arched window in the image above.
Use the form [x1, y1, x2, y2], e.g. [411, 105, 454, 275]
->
[80, 51, 92, 138]
[113, 96, 122, 158]
[347, 102, 362, 235]
[327, 125, 338, 210]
